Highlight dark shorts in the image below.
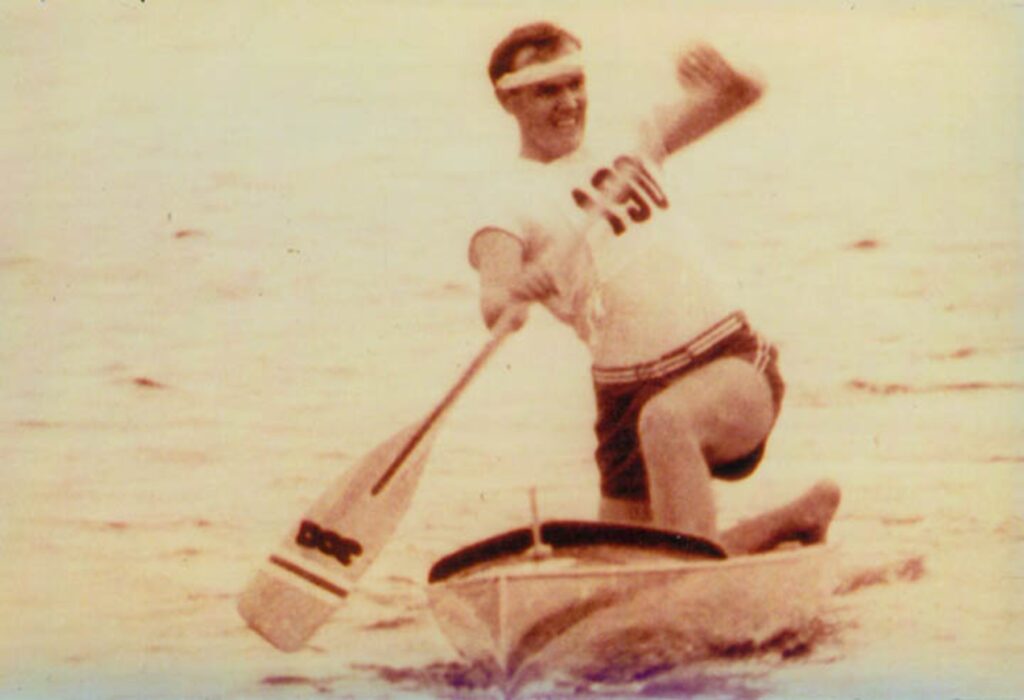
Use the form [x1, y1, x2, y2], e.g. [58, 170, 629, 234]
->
[592, 312, 785, 501]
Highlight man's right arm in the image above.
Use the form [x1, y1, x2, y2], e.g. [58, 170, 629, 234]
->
[471, 228, 556, 332]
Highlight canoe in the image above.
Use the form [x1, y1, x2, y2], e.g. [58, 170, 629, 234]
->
[426, 520, 835, 686]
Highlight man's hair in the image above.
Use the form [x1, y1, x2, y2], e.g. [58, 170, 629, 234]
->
[487, 22, 582, 86]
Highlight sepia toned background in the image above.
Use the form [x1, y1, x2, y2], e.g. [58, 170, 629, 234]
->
[2, 1, 1021, 698]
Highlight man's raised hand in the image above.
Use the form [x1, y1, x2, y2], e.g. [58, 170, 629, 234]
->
[676, 44, 741, 92]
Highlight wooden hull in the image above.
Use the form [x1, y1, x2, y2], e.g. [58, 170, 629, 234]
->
[427, 521, 834, 684]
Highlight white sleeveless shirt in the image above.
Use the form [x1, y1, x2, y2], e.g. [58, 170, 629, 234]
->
[470, 131, 734, 367]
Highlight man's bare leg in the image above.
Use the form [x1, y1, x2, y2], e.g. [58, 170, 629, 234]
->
[637, 358, 775, 541]
[599, 480, 840, 553]
[720, 479, 841, 555]
[597, 358, 840, 555]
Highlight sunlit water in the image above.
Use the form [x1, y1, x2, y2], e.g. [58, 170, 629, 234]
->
[2, 2, 1021, 699]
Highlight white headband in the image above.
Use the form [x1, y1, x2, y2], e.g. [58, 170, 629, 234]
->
[495, 51, 584, 91]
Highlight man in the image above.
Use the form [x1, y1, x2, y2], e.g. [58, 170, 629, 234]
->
[470, 21, 839, 554]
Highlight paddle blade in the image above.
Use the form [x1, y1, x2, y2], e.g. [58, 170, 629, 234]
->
[238, 420, 437, 651]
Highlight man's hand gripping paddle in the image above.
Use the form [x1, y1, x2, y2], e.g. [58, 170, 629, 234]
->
[237, 315, 518, 651]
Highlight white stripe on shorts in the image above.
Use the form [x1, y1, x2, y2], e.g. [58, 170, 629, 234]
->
[592, 312, 747, 385]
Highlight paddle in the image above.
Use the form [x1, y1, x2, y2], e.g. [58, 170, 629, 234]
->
[237, 315, 517, 651]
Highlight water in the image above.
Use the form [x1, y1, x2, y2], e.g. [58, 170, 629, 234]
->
[2, 2, 1022, 698]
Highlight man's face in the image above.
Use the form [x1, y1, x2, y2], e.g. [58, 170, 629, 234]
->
[499, 47, 587, 162]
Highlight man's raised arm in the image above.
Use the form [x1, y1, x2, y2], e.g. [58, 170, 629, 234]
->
[653, 45, 763, 161]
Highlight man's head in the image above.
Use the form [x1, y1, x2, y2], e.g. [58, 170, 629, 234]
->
[488, 22, 587, 163]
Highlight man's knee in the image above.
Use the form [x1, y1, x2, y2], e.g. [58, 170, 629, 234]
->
[637, 392, 701, 453]
[639, 360, 775, 461]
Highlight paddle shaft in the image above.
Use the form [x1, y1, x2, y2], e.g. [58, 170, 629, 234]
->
[370, 317, 516, 495]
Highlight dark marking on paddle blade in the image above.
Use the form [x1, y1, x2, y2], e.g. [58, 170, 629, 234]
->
[268, 555, 348, 599]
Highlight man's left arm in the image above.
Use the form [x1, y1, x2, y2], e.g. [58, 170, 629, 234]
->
[652, 45, 763, 162]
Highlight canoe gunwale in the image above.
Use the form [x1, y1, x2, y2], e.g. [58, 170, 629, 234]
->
[428, 520, 729, 584]
[436, 541, 835, 587]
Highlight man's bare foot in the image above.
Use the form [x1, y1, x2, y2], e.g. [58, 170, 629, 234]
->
[720, 479, 842, 555]
[780, 479, 842, 547]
